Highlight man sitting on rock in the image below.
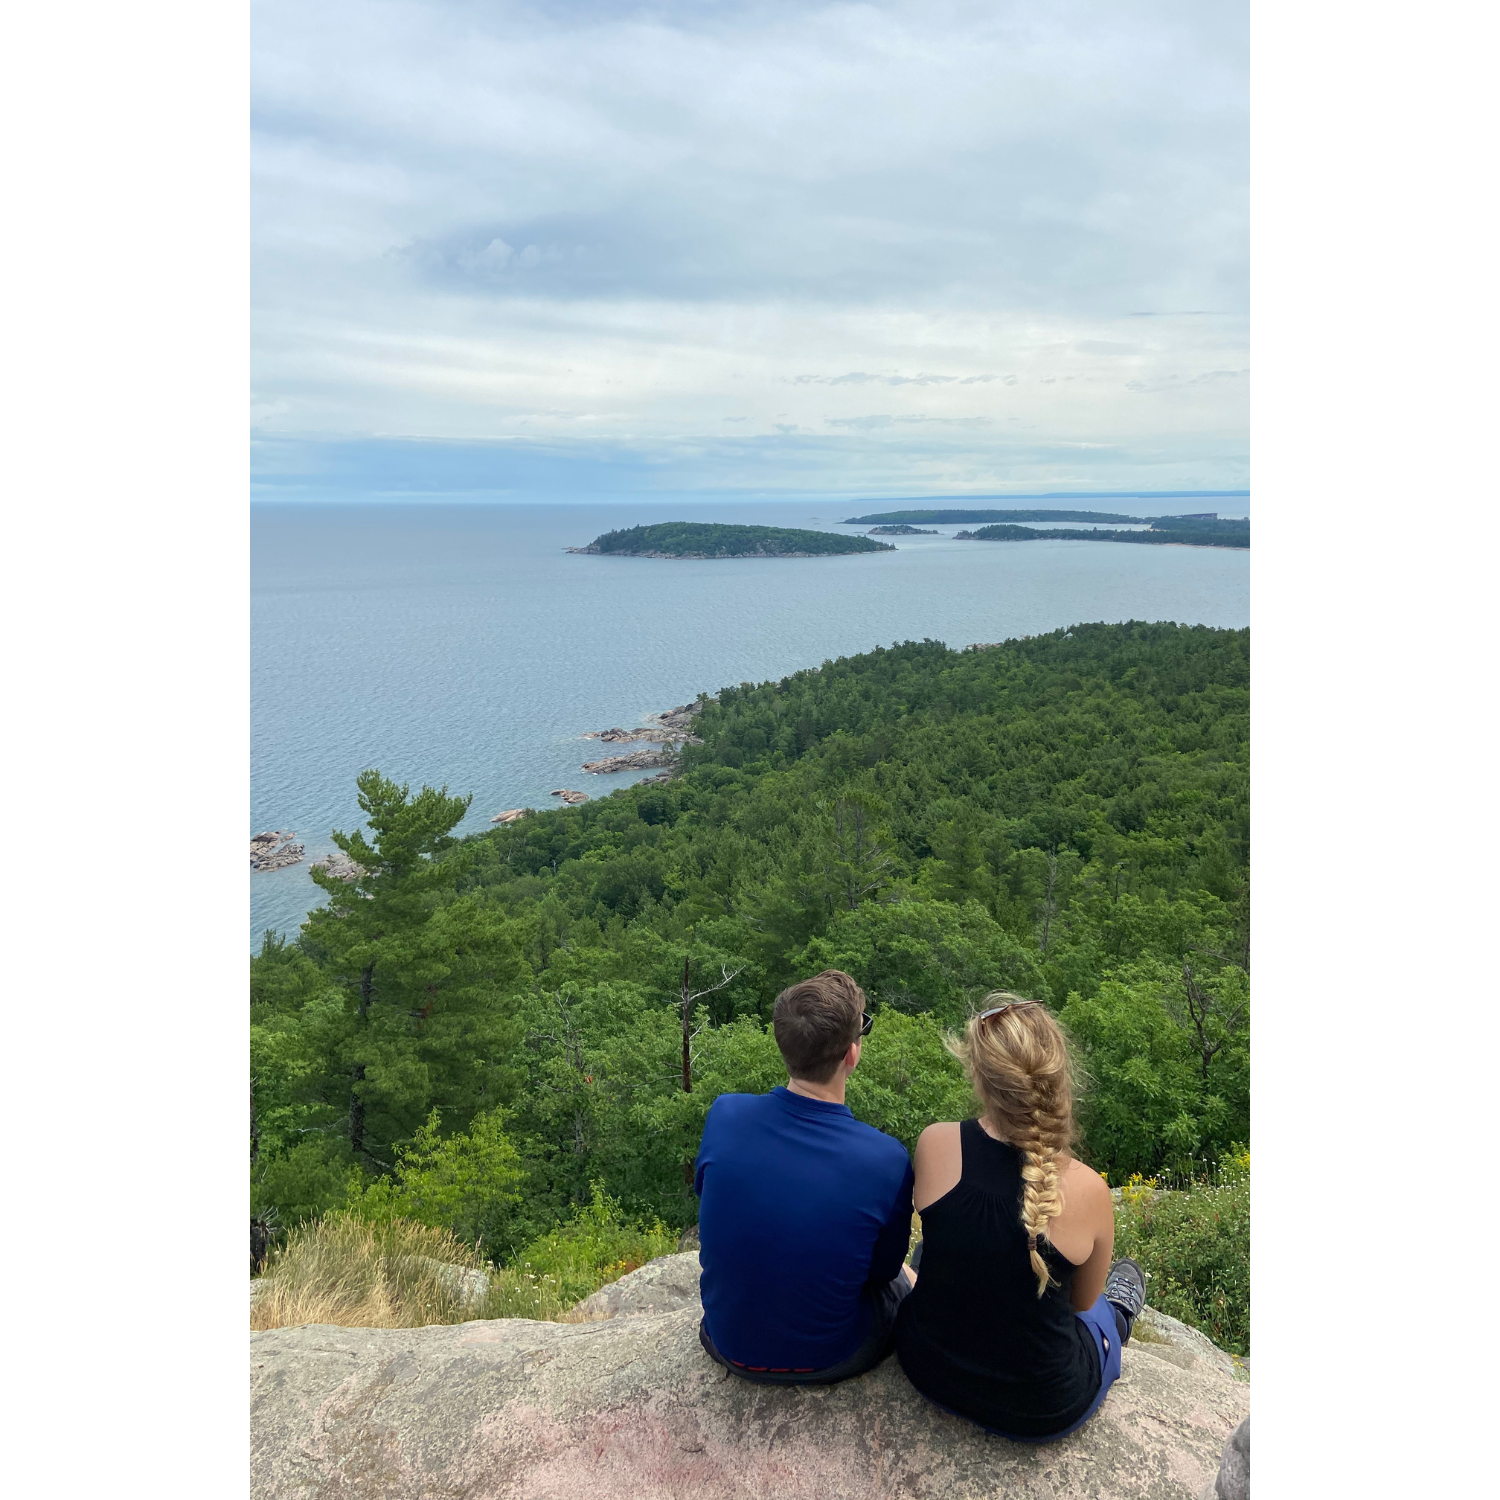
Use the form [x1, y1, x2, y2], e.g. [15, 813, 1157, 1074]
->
[694, 968, 914, 1384]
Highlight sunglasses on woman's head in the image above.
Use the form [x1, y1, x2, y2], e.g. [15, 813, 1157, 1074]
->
[976, 1000, 1043, 1024]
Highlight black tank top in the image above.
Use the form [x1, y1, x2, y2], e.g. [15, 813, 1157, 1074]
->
[894, 1119, 1100, 1437]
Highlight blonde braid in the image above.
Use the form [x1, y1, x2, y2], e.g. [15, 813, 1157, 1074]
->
[1019, 1114, 1064, 1296]
[946, 992, 1078, 1299]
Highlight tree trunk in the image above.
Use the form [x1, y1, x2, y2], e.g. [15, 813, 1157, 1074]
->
[250, 1077, 259, 1166]
[358, 964, 374, 1021]
[681, 955, 692, 1093]
[349, 1063, 367, 1157]
[1039, 852, 1060, 956]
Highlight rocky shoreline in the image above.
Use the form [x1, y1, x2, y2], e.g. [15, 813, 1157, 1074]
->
[582, 748, 678, 775]
[484, 704, 704, 822]
[577, 702, 703, 777]
[251, 831, 305, 871]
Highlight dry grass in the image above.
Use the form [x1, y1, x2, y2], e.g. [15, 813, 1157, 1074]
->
[251, 1213, 498, 1331]
[251, 1204, 681, 1331]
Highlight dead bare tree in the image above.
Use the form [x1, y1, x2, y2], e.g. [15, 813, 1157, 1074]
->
[1180, 962, 1248, 1082]
[678, 956, 745, 1187]
[827, 799, 894, 911]
[533, 991, 592, 1154]
[1039, 851, 1061, 956]
[680, 957, 746, 1093]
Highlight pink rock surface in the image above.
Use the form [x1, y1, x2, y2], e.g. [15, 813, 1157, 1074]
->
[251, 1293, 1248, 1499]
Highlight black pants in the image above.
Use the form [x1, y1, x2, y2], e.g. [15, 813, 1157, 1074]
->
[699, 1274, 912, 1386]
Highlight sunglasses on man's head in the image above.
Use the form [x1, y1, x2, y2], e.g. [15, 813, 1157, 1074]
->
[860, 1011, 874, 1036]
[975, 1000, 1043, 1025]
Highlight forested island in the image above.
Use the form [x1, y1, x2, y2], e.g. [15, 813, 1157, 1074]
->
[958, 517, 1249, 549]
[845, 508, 1145, 524]
[568, 522, 894, 558]
[868, 524, 938, 535]
[252, 622, 1248, 1348]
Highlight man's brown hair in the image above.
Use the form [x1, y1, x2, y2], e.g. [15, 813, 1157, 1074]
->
[772, 969, 867, 1083]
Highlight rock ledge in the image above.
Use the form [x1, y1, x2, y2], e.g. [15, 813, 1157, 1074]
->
[251, 1252, 1248, 1500]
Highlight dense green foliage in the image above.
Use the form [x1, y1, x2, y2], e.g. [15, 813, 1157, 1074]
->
[843, 509, 1141, 524]
[958, 521, 1249, 549]
[1114, 1159, 1250, 1356]
[579, 522, 893, 557]
[252, 622, 1249, 1343]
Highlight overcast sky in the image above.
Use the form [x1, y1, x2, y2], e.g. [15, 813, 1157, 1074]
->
[252, 0, 1247, 501]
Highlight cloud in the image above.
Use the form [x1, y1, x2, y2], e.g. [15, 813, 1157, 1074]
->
[825, 415, 993, 430]
[252, 0, 1248, 494]
[785, 372, 1001, 387]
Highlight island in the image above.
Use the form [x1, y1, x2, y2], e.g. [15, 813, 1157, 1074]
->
[550, 789, 591, 805]
[955, 517, 1248, 550]
[844, 508, 1145, 525]
[567, 523, 894, 558]
[867, 524, 937, 535]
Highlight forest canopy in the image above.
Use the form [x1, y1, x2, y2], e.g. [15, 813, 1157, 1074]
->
[252, 621, 1249, 1264]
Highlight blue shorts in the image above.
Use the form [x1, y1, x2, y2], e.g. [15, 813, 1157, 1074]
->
[917, 1294, 1125, 1444]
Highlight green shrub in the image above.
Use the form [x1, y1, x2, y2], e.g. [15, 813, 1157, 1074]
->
[489, 1183, 678, 1318]
[1113, 1154, 1249, 1355]
[348, 1106, 523, 1249]
[252, 1137, 358, 1228]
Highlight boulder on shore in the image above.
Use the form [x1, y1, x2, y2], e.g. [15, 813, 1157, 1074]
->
[309, 850, 364, 882]
[250, 1252, 1248, 1500]
[550, 789, 590, 805]
[491, 809, 530, 825]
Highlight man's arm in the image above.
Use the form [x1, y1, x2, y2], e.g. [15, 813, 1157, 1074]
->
[866, 1160, 915, 1290]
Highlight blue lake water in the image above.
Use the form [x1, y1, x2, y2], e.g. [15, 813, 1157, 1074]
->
[251, 501, 1248, 947]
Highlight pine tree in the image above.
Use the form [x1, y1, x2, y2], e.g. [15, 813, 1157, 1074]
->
[304, 771, 530, 1168]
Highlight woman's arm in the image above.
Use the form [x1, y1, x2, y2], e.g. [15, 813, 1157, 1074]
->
[1063, 1162, 1115, 1311]
[912, 1122, 963, 1212]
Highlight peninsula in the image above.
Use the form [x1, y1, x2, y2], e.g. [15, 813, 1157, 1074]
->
[567, 523, 894, 559]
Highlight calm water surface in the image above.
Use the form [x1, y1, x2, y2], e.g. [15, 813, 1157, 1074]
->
[251, 501, 1248, 946]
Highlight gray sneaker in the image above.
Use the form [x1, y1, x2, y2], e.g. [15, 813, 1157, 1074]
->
[1104, 1258, 1146, 1321]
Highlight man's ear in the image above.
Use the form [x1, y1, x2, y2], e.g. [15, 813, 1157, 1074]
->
[844, 1039, 862, 1074]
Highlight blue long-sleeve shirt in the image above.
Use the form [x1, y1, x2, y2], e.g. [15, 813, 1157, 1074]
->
[694, 1087, 914, 1370]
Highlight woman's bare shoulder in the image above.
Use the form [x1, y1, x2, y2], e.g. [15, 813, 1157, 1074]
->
[1061, 1156, 1111, 1206]
[913, 1122, 964, 1211]
[914, 1121, 962, 1157]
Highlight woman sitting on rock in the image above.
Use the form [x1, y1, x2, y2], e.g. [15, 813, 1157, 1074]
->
[894, 994, 1145, 1441]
